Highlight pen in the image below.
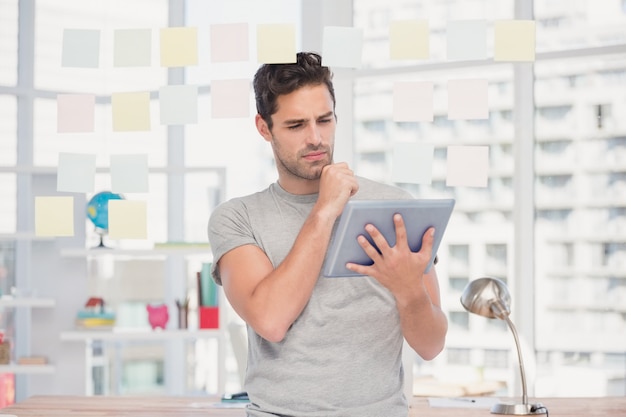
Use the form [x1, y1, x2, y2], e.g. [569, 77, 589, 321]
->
[452, 398, 476, 403]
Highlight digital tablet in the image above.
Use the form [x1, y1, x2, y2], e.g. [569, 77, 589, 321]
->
[322, 199, 455, 278]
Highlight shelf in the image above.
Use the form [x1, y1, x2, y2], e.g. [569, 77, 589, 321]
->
[60, 246, 211, 258]
[60, 328, 221, 342]
[0, 233, 53, 242]
[0, 364, 55, 375]
[0, 297, 56, 308]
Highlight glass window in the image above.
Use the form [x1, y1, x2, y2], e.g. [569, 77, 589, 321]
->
[0, 0, 18, 86]
[0, 95, 17, 165]
[0, 174, 16, 234]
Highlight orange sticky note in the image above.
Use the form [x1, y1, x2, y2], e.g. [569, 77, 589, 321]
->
[210, 23, 249, 62]
[211, 79, 250, 119]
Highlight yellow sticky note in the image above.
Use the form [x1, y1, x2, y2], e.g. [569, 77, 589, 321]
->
[494, 20, 536, 62]
[257, 24, 296, 64]
[160, 27, 198, 67]
[111, 92, 151, 132]
[108, 200, 148, 240]
[35, 196, 75, 237]
[446, 145, 489, 187]
[389, 20, 429, 60]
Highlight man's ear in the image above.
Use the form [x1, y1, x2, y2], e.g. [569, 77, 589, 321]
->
[255, 114, 272, 142]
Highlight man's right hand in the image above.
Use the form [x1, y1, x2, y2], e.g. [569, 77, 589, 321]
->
[315, 162, 359, 220]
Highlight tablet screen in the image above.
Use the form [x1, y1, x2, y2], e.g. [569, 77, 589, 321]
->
[322, 199, 455, 277]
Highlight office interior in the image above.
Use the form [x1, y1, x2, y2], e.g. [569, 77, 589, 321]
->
[0, 0, 625, 408]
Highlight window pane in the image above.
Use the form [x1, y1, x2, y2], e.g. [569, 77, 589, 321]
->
[0, 95, 17, 165]
[0, 174, 16, 234]
[534, 52, 626, 396]
[35, 0, 168, 94]
[0, 0, 18, 85]
[33, 99, 167, 167]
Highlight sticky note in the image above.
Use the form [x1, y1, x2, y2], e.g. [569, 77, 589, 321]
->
[446, 20, 487, 61]
[393, 81, 433, 122]
[114, 28, 152, 67]
[111, 92, 151, 131]
[447, 79, 488, 120]
[210, 23, 249, 62]
[211, 79, 250, 119]
[110, 154, 149, 193]
[257, 24, 296, 64]
[494, 20, 536, 62]
[159, 85, 198, 125]
[35, 196, 74, 237]
[160, 27, 198, 67]
[392, 142, 434, 184]
[389, 20, 429, 60]
[61, 28, 100, 68]
[322, 26, 363, 68]
[446, 145, 489, 187]
[57, 94, 95, 133]
[57, 153, 96, 193]
[108, 200, 148, 239]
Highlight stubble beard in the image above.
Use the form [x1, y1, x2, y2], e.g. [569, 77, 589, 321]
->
[272, 138, 333, 181]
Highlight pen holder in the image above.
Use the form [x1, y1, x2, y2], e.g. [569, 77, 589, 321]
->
[199, 306, 219, 329]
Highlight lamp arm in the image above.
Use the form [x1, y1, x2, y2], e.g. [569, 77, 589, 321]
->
[503, 315, 528, 406]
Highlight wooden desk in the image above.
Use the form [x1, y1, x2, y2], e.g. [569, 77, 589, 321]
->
[1, 395, 625, 416]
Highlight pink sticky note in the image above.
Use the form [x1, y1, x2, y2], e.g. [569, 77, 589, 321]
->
[211, 79, 250, 119]
[211, 23, 249, 62]
[446, 145, 489, 187]
[57, 94, 95, 133]
[447, 79, 488, 120]
[393, 81, 434, 122]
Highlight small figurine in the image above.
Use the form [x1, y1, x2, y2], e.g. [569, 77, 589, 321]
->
[146, 304, 169, 330]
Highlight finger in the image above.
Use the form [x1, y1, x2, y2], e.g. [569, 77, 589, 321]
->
[356, 234, 382, 261]
[364, 223, 390, 252]
[393, 213, 408, 249]
[420, 227, 436, 258]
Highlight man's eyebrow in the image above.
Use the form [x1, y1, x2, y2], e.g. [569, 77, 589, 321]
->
[317, 111, 334, 119]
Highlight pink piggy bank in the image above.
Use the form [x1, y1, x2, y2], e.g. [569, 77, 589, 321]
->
[147, 304, 169, 329]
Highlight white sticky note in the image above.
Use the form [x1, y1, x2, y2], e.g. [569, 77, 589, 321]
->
[447, 20, 487, 61]
[392, 142, 434, 184]
[114, 28, 152, 67]
[110, 154, 149, 194]
[211, 23, 249, 62]
[57, 94, 95, 133]
[159, 85, 198, 125]
[322, 26, 363, 68]
[160, 27, 198, 67]
[57, 153, 96, 193]
[393, 81, 434, 122]
[447, 79, 488, 120]
[494, 20, 536, 62]
[108, 200, 148, 239]
[211, 79, 250, 119]
[446, 145, 489, 187]
[62, 28, 100, 68]
[389, 20, 430, 60]
[256, 24, 297, 64]
[35, 196, 75, 237]
[111, 92, 151, 131]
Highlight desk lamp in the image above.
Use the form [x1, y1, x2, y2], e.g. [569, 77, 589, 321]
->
[460, 277, 546, 415]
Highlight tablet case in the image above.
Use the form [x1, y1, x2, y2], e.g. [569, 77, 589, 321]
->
[322, 199, 455, 277]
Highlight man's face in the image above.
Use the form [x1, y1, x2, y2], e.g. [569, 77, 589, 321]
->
[258, 84, 336, 183]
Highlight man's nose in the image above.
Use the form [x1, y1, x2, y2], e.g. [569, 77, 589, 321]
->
[304, 123, 322, 146]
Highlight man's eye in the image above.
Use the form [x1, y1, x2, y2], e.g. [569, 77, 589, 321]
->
[319, 118, 332, 124]
[287, 124, 302, 130]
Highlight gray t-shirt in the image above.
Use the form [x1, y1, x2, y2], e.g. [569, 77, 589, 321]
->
[208, 177, 413, 417]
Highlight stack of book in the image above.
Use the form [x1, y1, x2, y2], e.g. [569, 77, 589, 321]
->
[75, 311, 116, 330]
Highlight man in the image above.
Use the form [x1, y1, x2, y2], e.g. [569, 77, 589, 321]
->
[208, 52, 447, 417]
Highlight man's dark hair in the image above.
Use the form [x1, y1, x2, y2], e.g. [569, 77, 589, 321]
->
[253, 52, 335, 130]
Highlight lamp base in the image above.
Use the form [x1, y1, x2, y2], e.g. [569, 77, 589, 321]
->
[491, 402, 546, 415]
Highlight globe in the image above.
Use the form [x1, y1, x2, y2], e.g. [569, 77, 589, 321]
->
[86, 191, 124, 247]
